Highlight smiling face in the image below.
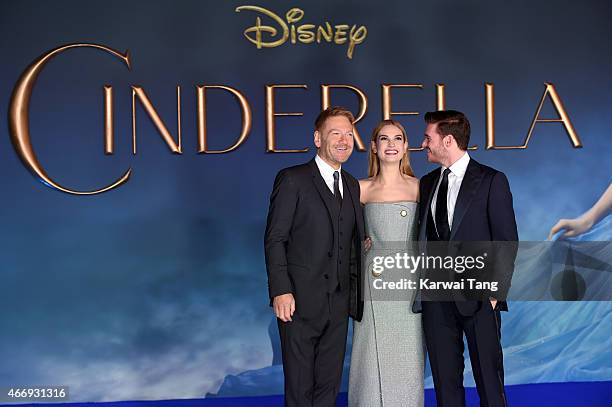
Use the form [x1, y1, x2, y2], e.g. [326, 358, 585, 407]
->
[422, 122, 449, 165]
[314, 115, 355, 169]
[372, 124, 407, 163]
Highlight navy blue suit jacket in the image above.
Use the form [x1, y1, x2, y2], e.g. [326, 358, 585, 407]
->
[415, 158, 519, 315]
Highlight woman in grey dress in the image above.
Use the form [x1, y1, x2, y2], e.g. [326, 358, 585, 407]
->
[348, 120, 424, 407]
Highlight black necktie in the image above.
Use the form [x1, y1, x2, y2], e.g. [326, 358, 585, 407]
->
[333, 171, 343, 207]
[435, 168, 451, 241]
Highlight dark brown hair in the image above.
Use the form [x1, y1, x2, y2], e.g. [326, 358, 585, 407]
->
[424, 110, 470, 150]
[315, 106, 355, 131]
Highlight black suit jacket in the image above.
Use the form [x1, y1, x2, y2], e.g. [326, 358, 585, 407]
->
[264, 159, 365, 320]
[416, 158, 518, 315]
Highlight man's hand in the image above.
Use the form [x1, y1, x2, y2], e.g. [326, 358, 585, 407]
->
[273, 293, 295, 322]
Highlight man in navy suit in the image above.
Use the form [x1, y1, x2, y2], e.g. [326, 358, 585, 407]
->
[417, 110, 518, 407]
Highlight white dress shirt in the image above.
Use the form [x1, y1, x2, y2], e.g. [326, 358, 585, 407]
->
[430, 152, 470, 230]
[315, 154, 343, 198]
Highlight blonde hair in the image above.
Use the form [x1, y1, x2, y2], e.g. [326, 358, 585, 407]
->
[367, 119, 415, 178]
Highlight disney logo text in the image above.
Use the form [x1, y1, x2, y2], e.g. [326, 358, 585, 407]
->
[235, 6, 367, 59]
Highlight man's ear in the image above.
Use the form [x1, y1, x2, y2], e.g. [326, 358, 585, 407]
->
[314, 130, 321, 148]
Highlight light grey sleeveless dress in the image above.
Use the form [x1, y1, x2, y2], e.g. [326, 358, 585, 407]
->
[348, 202, 424, 407]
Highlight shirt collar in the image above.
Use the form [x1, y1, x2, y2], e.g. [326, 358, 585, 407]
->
[443, 152, 470, 178]
[315, 154, 341, 178]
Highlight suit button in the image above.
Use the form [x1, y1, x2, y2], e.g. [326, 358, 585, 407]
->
[340, 217, 343, 221]
[328, 252, 332, 257]
[339, 260, 342, 264]
[339, 246, 343, 250]
[324, 274, 329, 279]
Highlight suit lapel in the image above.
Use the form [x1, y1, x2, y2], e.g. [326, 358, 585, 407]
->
[342, 170, 364, 239]
[308, 159, 336, 223]
[419, 172, 439, 241]
[450, 159, 484, 240]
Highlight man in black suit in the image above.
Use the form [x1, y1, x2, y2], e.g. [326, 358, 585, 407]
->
[418, 110, 518, 407]
[264, 107, 365, 407]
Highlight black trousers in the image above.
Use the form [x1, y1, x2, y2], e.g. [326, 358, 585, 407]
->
[277, 286, 349, 407]
[423, 301, 506, 407]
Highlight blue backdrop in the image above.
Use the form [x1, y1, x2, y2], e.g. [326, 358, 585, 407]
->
[0, 0, 610, 404]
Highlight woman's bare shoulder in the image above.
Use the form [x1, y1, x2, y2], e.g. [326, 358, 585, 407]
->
[358, 177, 375, 203]
[401, 174, 419, 185]
[402, 174, 420, 200]
[358, 177, 376, 189]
